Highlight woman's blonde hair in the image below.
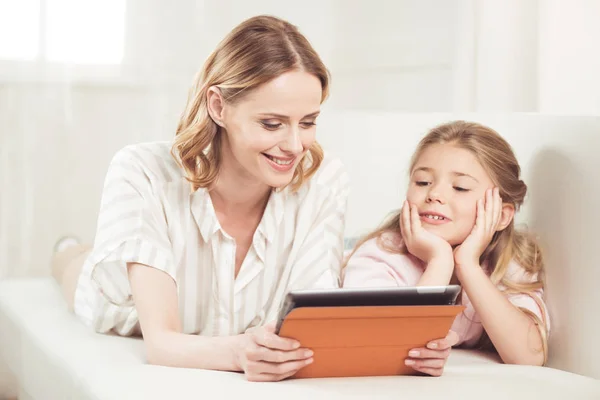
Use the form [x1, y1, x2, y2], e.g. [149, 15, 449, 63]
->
[346, 120, 548, 363]
[171, 15, 329, 191]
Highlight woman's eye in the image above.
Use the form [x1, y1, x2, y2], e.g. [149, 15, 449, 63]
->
[415, 181, 430, 186]
[454, 186, 469, 192]
[300, 121, 316, 128]
[261, 121, 282, 130]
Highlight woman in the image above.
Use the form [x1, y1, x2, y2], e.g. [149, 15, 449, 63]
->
[51, 15, 454, 381]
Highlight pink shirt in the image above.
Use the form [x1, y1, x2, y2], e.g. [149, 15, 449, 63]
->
[342, 234, 550, 347]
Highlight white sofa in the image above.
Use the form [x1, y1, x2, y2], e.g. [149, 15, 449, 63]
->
[1, 113, 600, 399]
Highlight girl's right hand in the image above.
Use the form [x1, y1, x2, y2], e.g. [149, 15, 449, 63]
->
[400, 200, 453, 264]
[236, 322, 314, 382]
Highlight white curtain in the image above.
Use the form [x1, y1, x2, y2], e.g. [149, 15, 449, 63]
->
[0, 0, 204, 279]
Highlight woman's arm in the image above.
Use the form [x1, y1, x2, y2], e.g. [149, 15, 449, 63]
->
[128, 262, 313, 380]
[456, 264, 545, 366]
[127, 262, 239, 370]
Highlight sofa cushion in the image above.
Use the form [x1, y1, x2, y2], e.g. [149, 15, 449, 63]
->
[1, 278, 599, 400]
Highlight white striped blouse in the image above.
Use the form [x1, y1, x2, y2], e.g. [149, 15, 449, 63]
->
[73, 141, 350, 337]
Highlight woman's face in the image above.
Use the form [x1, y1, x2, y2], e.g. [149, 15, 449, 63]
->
[216, 70, 323, 189]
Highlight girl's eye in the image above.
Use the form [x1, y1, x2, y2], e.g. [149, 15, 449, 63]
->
[416, 181, 430, 186]
[261, 122, 282, 130]
[454, 186, 469, 192]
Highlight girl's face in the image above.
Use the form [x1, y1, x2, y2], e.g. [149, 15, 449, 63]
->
[406, 143, 496, 246]
[213, 70, 322, 189]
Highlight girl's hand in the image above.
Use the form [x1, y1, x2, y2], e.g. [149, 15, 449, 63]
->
[453, 188, 503, 269]
[405, 330, 459, 376]
[400, 200, 453, 264]
[236, 322, 313, 382]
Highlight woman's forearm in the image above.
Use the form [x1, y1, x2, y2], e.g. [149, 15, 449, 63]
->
[145, 330, 243, 371]
[457, 264, 544, 366]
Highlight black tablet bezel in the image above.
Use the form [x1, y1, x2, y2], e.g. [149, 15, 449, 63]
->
[275, 285, 461, 333]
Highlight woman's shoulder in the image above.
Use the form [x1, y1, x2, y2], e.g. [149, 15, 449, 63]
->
[296, 151, 349, 199]
[109, 140, 183, 183]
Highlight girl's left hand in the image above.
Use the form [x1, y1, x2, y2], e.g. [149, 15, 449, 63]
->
[453, 187, 503, 269]
[405, 330, 459, 376]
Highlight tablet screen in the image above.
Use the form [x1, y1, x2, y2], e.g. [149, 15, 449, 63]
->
[275, 285, 461, 333]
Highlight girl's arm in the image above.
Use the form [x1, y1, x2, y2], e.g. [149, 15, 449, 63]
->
[456, 264, 545, 366]
[453, 189, 546, 366]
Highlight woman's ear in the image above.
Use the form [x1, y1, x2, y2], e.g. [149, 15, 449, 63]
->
[497, 203, 515, 231]
[206, 86, 225, 127]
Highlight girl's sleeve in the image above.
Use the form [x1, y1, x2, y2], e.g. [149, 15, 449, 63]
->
[342, 238, 422, 288]
[502, 262, 551, 333]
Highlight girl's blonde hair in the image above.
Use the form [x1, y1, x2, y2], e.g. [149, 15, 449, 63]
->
[171, 15, 330, 191]
[346, 120, 548, 363]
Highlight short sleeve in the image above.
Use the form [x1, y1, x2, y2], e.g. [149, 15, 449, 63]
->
[285, 157, 350, 290]
[502, 262, 551, 333]
[87, 146, 176, 309]
[342, 236, 423, 288]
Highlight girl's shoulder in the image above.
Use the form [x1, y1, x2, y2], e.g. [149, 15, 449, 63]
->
[349, 232, 423, 269]
[500, 259, 542, 284]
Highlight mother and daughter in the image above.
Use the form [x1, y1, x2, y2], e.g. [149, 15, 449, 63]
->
[51, 15, 550, 381]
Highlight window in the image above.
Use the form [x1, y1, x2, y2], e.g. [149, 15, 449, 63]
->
[0, 0, 40, 60]
[0, 0, 126, 65]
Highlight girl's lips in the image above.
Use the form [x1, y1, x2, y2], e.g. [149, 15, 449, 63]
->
[419, 212, 451, 225]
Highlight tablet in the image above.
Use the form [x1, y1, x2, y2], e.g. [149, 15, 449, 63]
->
[275, 285, 461, 333]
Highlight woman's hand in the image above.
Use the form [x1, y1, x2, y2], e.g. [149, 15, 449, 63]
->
[235, 322, 314, 382]
[453, 188, 502, 269]
[405, 330, 459, 376]
[400, 200, 453, 264]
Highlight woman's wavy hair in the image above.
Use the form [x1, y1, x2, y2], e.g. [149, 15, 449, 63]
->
[171, 15, 330, 192]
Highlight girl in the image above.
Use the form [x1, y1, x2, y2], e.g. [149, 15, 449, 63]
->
[343, 121, 549, 376]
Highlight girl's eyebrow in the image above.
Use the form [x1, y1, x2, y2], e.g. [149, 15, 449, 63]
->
[413, 166, 479, 183]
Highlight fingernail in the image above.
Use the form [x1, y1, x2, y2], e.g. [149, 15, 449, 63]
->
[306, 358, 313, 364]
[405, 359, 415, 365]
[428, 342, 438, 349]
[293, 341, 300, 349]
[305, 350, 313, 357]
[409, 350, 419, 357]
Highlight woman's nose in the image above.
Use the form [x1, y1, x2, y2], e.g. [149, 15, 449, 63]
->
[280, 127, 303, 154]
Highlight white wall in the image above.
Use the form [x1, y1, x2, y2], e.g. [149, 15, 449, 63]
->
[2, 1, 600, 274]
[538, 0, 600, 114]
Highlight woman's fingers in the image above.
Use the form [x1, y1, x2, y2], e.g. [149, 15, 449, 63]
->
[246, 359, 312, 382]
[405, 330, 457, 376]
[248, 326, 300, 351]
[412, 365, 445, 377]
[405, 357, 447, 369]
[248, 346, 313, 363]
[247, 357, 313, 376]
[444, 330, 460, 347]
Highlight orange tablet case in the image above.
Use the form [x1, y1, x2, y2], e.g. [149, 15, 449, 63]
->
[278, 304, 465, 378]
